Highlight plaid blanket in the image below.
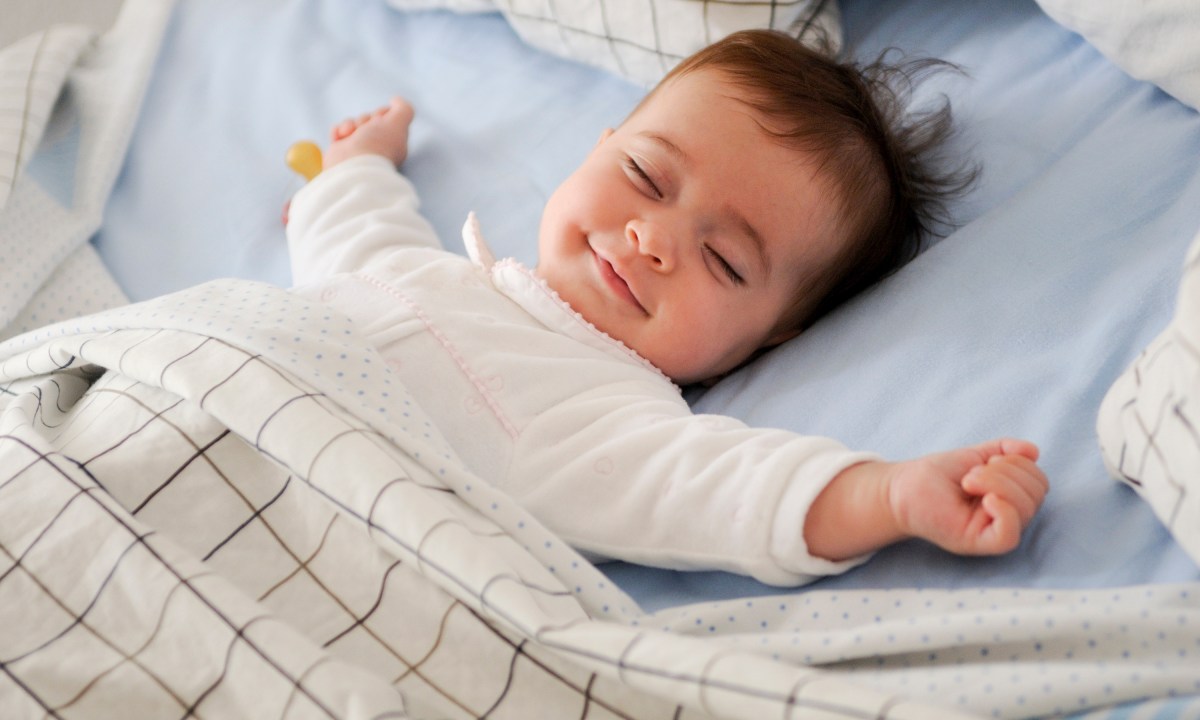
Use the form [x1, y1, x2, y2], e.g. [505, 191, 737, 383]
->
[3, 280, 1200, 720]
[0, 279, 947, 719]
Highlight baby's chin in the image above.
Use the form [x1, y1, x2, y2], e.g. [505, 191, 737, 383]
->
[645, 345, 749, 387]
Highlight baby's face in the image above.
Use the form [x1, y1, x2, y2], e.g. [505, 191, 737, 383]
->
[536, 68, 843, 384]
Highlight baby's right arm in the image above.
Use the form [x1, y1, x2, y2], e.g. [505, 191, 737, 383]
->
[285, 98, 440, 285]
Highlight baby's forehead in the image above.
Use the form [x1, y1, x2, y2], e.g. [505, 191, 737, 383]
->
[629, 67, 753, 117]
[630, 71, 807, 158]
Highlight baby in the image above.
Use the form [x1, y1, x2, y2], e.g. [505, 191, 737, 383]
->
[286, 30, 1047, 586]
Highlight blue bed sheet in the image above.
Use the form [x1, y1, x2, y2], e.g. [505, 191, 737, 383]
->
[93, 0, 641, 297]
[612, 0, 1200, 610]
[93, 0, 1200, 614]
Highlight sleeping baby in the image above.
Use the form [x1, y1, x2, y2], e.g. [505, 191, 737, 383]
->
[285, 30, 1048, 586]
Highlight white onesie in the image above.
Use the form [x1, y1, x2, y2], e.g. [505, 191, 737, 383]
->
[286, 155, 877, 586]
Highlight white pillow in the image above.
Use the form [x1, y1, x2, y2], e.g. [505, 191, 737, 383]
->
[1035, 0, 1200, 110]
[0, 25, 94, 211]
[384, 0, 841, 87]
[1097, 224, 1200, 567]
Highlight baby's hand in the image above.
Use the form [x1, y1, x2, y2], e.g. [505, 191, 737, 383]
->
[889, 438, 1048, 555]
[324, 96, 415, 169]
[805, 438, 1048, 561]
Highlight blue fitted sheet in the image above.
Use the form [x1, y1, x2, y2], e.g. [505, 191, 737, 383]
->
[94, 0, 1200, 612]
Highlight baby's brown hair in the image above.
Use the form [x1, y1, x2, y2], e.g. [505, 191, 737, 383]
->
[642, 29, 975, 333]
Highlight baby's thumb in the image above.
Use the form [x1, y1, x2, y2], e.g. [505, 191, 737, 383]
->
[976, 493, 1021, 555]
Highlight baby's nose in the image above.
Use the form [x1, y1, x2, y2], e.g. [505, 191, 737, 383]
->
[626, 220, 673, 271]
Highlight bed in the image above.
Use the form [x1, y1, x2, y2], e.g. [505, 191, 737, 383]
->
[2, 0, 1199, 717]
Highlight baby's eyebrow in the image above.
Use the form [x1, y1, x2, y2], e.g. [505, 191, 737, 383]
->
[733, 211, 771, 277]
[641, 132, 688, 166]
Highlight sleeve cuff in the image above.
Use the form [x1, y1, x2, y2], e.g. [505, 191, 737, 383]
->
[769, 447, 882, 578]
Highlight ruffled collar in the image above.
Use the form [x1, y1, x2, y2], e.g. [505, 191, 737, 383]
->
[462, 214, 677, 389]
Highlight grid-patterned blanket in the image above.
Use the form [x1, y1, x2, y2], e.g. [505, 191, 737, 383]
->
[383, 0, 841, 86]
[0, 279, 954, 720]
[3, 279, 1200, 720]
[1098, 226, 1200, 568]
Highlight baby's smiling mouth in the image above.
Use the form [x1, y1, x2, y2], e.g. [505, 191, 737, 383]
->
[594, 251, 648, 314]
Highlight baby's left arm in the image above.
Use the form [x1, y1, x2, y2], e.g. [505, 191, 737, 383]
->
[803, 438, 1049, 561]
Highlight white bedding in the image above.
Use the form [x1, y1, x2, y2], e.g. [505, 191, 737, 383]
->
[1098, 226, 1200, 567]
[1034, 0, 1200, 112]
[2, 277, 1198, 720]
[7, 0, 1200, 717]
[385, 0, 842, 86]
[0, 0, 169, 341]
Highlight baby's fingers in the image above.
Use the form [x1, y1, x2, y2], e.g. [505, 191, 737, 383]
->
[971, 437, 1039, 463]
[963, 456, 1047, 521]
[329, 104, 394, 141]
[331, 118, 357, 141]
[974, 493, 1022, 554]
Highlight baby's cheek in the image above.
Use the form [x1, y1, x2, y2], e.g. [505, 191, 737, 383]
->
[649, 334, 724, 385]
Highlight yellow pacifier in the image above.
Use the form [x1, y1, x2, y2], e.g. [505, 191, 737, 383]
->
[286, 140, 323, 181]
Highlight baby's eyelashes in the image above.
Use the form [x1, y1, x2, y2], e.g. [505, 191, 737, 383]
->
[623, 156, 663, 199]
[703, 244, 744, 285]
